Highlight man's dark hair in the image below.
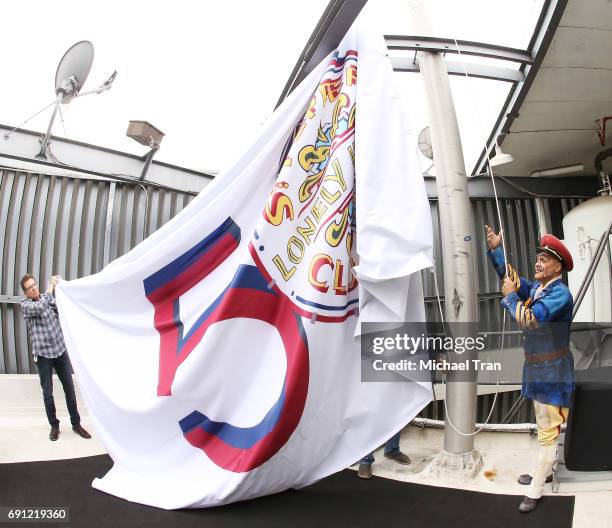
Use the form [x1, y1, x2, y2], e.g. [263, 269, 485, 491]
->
[20, 274, 35, 292]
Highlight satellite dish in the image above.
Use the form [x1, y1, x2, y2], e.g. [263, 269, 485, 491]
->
[55, 41, 94, 104]
[418, 126, 433, 160]
[36, 41, 116, 159]
[417, 126, 435, 176]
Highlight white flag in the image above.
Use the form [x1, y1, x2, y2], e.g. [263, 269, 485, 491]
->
[57, 19, 433, 509]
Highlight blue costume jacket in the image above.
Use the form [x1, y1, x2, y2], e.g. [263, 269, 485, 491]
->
[488, 247, 574, 407]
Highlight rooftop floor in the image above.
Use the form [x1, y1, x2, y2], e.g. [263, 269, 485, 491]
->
[2, 375, 611, 526]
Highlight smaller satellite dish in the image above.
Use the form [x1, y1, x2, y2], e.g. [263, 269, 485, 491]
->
[418, 126, 434, 160]
[55, 41, 94, 104]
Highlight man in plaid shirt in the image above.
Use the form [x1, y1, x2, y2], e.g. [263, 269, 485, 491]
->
[20, 274, 91, 441]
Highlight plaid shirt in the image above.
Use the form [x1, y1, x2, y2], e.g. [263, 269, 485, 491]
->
[20, 293, 67, 359]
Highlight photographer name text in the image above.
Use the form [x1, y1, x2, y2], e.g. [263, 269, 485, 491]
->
[372, 359, 501, 372]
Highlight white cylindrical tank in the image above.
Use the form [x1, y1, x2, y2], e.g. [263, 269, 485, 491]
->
[562, 196, 612, 322]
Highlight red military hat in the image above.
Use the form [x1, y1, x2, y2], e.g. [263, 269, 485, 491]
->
[537, 234, 573, 271]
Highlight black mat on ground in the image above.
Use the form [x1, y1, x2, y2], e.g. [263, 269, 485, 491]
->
[1, 455, 573, 528]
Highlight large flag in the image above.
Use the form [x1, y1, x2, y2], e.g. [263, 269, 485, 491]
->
[57, 19, 433, 509]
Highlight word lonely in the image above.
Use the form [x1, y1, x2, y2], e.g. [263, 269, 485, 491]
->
[251, 50, 359, 321]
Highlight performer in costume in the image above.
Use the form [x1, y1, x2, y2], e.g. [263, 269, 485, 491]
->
[485, 225, 574, 513]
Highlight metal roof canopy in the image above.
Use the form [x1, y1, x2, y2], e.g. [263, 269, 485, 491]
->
[282, 0, 612, 187]
[278, 1, 533, 102]
[475, 0, 612, 179]
[278, 0, 552, 175]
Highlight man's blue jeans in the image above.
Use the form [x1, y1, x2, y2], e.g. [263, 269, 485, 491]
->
[36, 353, 80, 427]
[359, 431, 401, 465]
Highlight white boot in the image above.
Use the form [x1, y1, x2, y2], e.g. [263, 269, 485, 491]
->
[526, 442, 558, 500]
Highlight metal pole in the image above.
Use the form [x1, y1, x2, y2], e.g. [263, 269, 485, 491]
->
[607, 238, 612, 320]
[103, 182, 116, 267]
[573, 222, 612, 318]
[139, 147, 158, 181]
[417, 50, 480, 464]
[36, 93, 63, 159]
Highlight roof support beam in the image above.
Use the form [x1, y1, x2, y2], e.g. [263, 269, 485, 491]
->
[391, 57, 526, 83]
[385, 36, 533, 64]
[444, 175, 601, 200]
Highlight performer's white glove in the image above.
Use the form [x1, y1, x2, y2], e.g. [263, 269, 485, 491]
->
[484, 224, 503, 251]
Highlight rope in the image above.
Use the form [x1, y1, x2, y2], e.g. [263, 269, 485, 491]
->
[2, 99, 58, 140]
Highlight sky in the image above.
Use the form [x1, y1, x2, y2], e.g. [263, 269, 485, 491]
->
[1, 0, 543, 176]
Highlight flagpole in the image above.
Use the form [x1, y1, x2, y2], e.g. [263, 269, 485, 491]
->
[411, 1, 482, 474]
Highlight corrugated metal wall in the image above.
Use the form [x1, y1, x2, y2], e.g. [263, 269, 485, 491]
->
[0, 169, 194, 374]
[0, 167, 585, 423]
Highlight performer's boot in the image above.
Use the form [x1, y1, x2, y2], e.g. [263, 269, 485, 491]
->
[520, 442, 557, 513]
